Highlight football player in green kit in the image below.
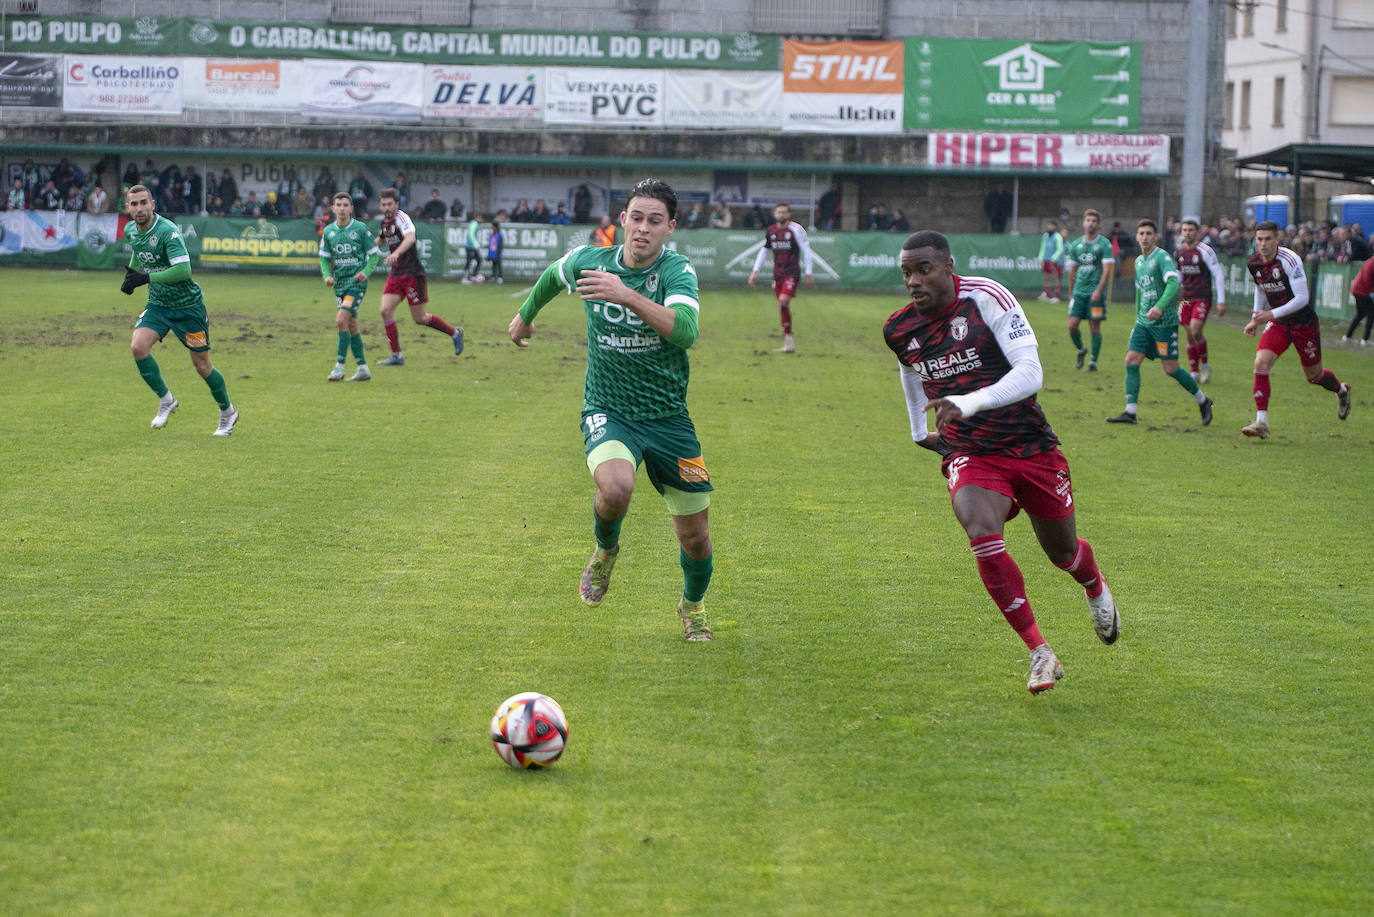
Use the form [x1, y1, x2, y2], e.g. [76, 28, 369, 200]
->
[1107, 219, 1213, 426]
[319, 191, 381, 382]
[507, 178, 715, 642]
[1065, 208, 1115, 372]
[122, 184, 238, 435]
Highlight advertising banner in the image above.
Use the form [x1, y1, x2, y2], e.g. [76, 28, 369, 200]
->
[62, 54, 183, 114]
[543, 67, 663, 127]
[2, 18, 780, 70]
[0, 209, 80, 265]
[184, 57, 303, 111]
[905, 39, 1140, 131]
[443, 222, 570, 278]
[927, 132, 1170, 175]
[0, 53, 62, 108]
[782, 40, 903, 135]
[663, 70, 782, 130]
[197, 215, 315, 270]
[299, 59, 423, 121]
[74, 212, 132, 270]
[423, 64, 540, 119]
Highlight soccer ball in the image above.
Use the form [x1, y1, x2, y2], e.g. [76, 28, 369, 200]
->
[490, 692, 568, 768]
[473, 273, 487, 284]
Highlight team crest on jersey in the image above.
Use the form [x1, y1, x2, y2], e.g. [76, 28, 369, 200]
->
[1271, 266, 1282, 280]
[645, 272, 659, 293]
[950, 316, 969, 341]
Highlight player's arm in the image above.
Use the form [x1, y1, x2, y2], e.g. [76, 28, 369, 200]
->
[385, 212, 417, 264]
[930, 295, 1043, 425]
[1268, 250, 1310, 319]
[1148, 271, 1180, 321]
[748, 242, 768, 284]
[899, 363, 945, 455]
[1094, 255, 1115, 302]
[356, 243, 382, 281]
[793, 223, 816, 287]
[574, 268, 693, 344]
[121, 252, 150, 294]
[510, 252, 578, 345]
[318, 235, 335, 286]
[1200, 244, 1225, 309]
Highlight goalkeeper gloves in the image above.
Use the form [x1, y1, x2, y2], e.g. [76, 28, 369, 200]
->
[121, 267, 150, 295]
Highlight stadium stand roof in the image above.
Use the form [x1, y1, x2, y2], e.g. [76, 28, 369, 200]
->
[1232, 143, 1374, 223]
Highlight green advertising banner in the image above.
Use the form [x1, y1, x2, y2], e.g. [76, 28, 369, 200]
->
[2, 18, 779, 70]
[904, 39, 1140, 131]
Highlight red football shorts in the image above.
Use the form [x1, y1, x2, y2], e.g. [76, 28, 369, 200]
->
[1041, 261, 1063, 277]
[383, 272, 428, 306]
[1178, 299, 1212, 324]
[942, 449, 1075, 521]
[1258, 319, 1322, 368]
[773, 275, 799, 300]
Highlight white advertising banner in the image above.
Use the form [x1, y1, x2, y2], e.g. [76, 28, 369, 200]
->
[62, 54, 183, 115]
[663, 70, 782, 129]
[926, 132, 1171, 174]
[423, 64, 541, 119]
[184, 57, 304, 111]
[300, 59, 423, 121]
[781, 40, 903, 135]
[543, 67, 664, 127]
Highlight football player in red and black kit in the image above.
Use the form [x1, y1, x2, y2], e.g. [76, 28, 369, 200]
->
[884, 230, 1119, 695]
[1241, 221, 1351, 439]
[1174, 218, 1226, 383]
[375, 187, 463, 366]
[748, 203, 814, 353]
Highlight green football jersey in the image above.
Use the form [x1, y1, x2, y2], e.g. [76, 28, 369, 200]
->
[1068, 234, 1114, 296]
[524, 244, 701, 420]
[127, 214, 203, 313]
[319, 218, 380, 297]
[1133, 246, 1180, 326]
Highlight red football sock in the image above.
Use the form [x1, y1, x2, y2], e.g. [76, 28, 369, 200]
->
[971, 535, 1044, 650]
[1197, 336, 1208, 366]
[1054, 538, 1103, 597]
[384, 320, 401, 354]
[426, 314, 456, 336]
[779, 302, 792, 334]
[1310, 369, 1341, 393]
[1186, 342, 1200, 374]
[1253, 371, 1271, 411]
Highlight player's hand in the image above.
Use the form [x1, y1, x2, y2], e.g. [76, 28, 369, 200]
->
[1146, 307, 1162, 322]
[1243, 318, 1258, 337]
[120, 266, 149, 295]
[383, 252, 397, 266]
[805, 275, 815, 290]
[927, 397, 964, 430]
[353, 271, 367, 283]
[575, 268, 630, 304]
[1216, 302, 1227, 317]
[747, 272, 756, 287]
[508, 314, 533, 348]
[324, 276, 336, 287]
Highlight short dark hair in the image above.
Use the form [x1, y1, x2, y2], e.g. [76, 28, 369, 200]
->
[126, 183, 152, 201]
[1083, 208, 1101, 220]
[626, 178, 678, 220]
[1181, 217, 1200, 228]
[333, 191, 351, 203]
[1256, 220, 1280, 234]
[380, 188, 398, 201]
[1137, 219, 1157, 232]
[902, 230, 951, 257]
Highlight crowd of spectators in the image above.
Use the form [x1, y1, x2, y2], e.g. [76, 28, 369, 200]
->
[1180, 214, 1372, 273]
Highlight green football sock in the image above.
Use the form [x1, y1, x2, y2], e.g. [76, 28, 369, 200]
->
[1069, 328, 1084, 351]
[135, 355, 168, 398]
[593, 510, 622, 551]
[203, 368, 230, 410]
[1170, 366, 1200, 394]
[1125, 363, 1141, 406]
[680, 548, 713, 604]
[350, 333, 366, 366]
[1091, 332, 1103, 361]
[336, 330, 350, 364]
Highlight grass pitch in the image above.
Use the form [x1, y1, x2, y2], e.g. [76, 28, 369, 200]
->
[2, 267, 1372, 915]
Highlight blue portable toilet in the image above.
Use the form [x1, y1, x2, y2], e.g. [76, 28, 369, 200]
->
[1244, 195, 1289, 226]
[1328, 194, 1374, 229]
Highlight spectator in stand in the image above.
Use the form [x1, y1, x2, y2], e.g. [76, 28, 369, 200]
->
[391, 173, 408, 210]
[215, 170, 237, 209]
[38, 179, 62, 210]
[816, 182, 841, 230]
[683, 201, 705, 229]
[241, 192, 262, 217]
[312, 166, 337, 204]
[709, 200, 732, 229]
[572, 184, 594, 224]
[867, 203, 891, 231]
[549, 201, 571, 225]
[1347, 223, 1371, 261]
[1106, 221, 1132, 259]
[510, 198, 532, 222]
[313, 195, 330, 222]
[50, 158, 76, 196]
[293, 186, 313, 219]
[140, 160, 160, 199]
[529, 199, 551, 223]
[208, 196, 228, 217]
[348, 168, 373, 218]
[593, 214, 616, 247]
[122, 160, 141, 189]
[1163, 216, 1180, 253]
[275, 169, 298, 217]
[420, 189, 447, 222]
[261, 191, 280, 218]
[1328, 227, 1352, 264]
[449, 198, 465, 222]
[184, 166, 203, 215]
[6, 177, 27, 211]
[983, 183, 1013, 233]
[889, 208, 911, 233]
[63, 185, 85, 212]
[743, 203, 768, 229]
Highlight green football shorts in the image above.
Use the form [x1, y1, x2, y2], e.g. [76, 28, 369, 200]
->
[1127, 321, 1180, 361]
[135, 301, 211, 352]
[1068, 291, 1107, 322]
[582, 409, 713, 514]
[335, 289, 366, 315]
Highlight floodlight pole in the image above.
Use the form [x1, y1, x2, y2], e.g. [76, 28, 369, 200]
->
[1179, 0, 1210, 220]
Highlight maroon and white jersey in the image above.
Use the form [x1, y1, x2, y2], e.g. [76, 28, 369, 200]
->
[1175, 243, 1225, 304]
[884, 275, 1058, 460]
[378, 209, 425, 278]
[751, 220, 814, 281]
[1248, 246, 1315, 327]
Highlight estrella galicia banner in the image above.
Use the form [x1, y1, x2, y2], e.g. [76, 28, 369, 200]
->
[0, 53, 63, 108]
[904, 38, 1140, 131]
[2, 18, 780, 70]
